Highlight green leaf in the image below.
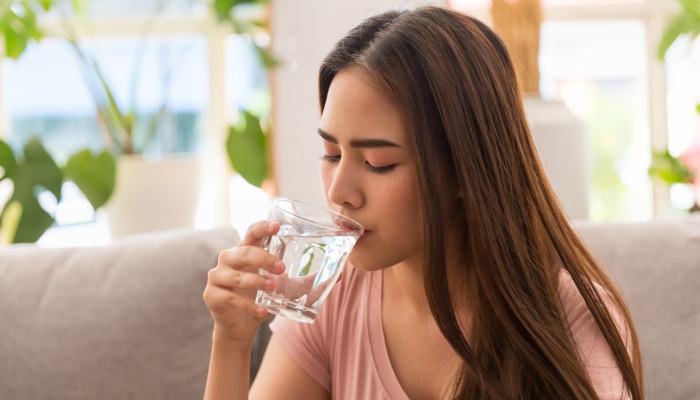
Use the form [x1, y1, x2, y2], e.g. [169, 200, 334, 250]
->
[80, 58, 130, 153]
[2, 9, 36, 59]
[0, 200, 22, 245]
[0, 137, 63, 243]
[214, 0, 237, 22]
[0, 0, 52, 58]
[658, 13, 699, 59]
[71, 0, 88, 16]
[39, 0, 53, 11]
[4, 26, 29, 59]
[679, 0, 700, 20]
[123, 108, 135, 138]
[298, 246, 314, 276]
[226, 110, 267, 187]
[254, 43, 279, 69]
[0, 140, 18, 180]
[648, 150, 694, 184]
[214, 0, 268, 22]
[137, 105, 167, 153]
[63, 149, 116, 210]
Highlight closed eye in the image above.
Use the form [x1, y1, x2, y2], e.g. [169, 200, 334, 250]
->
[365, 162, 396, 175]
[319, 154, 340, 163]
[320, 154, 396, 175]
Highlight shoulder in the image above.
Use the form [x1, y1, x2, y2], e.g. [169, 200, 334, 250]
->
[557, 270, 629, 341]
[557, 270, 632, 399]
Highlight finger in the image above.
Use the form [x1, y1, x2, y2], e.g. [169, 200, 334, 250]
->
[276, 273, 315, 300]
[219, 246, 286, 273]
[210, 267, 277, 291]
[239, 220, 280, 248]
[204, 285, 268, 318]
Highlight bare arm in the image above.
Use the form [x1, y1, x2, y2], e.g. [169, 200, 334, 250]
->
[203, 328, 254, 400]
[203, 220, 331, 400]
[249, 335, 331, 400]
[202, 220, 283, 400]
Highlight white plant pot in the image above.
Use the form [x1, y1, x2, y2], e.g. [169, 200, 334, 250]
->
[525, 95, 589, 220]
[104, 155, 201, 239]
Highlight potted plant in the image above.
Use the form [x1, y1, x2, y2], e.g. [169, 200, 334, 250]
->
[0, 0, 276, 242]
[652, 0, 700, 213]
[67, 34, 202, 238]
[0, 137, 116, 244]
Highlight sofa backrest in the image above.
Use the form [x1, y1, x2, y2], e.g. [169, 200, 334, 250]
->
[0, 227, 240, 400]
[1, 216, 698, 399]
[575, 215, 700, 399]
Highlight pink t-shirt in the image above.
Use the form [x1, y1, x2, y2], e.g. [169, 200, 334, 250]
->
[269, 265, 630, 399]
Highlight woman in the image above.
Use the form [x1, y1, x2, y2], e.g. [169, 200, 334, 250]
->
[203, 6, 643, 400]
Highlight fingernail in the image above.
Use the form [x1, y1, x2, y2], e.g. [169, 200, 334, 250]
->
[269, 221, 279, 231]
[273, 261, 285, 272]
[256, 307, 267, 316]
[264, 278, 274, 289]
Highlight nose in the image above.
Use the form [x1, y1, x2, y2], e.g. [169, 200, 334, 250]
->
[326, 158, 364, 210]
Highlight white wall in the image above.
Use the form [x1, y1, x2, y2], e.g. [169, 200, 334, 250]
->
[271, 0, 445, 204]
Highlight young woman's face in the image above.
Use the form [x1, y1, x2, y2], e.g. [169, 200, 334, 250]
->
[318, 69, 423, 271]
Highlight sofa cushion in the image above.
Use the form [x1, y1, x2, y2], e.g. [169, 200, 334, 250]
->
[0, 227, 240, 400]
[574, 215, 700, 400]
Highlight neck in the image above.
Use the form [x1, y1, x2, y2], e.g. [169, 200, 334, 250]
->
[383, 224, 468, 320]
[384, 252, 430, 317]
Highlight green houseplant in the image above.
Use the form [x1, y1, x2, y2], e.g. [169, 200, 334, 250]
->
[0, 0, 115, 244]
[214, 0, 277, 188]
[0, 0, 276, 242]
[652, 0, 700, 212]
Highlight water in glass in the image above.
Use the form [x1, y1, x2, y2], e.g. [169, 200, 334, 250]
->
[257, 224, 356, 323]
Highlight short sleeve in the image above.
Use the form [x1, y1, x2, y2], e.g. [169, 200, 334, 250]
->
[268, 283, 342, 393]
[559, 271, 632, 400]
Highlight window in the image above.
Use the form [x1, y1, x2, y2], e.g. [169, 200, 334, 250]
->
[225, 33, 271, 235]
[3, 34, 209, 227]
[539, 20, 652, 222]
[450, 0, 644, 10]
[450, 0, 678, 221]
[0, 3, 271, 246]
[665, 35, 700, 211]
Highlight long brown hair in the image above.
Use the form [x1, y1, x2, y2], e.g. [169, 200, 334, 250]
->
[319, 6, 643, 400]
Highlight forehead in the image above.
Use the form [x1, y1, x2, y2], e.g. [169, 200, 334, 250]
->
[320, 69, 406, 146]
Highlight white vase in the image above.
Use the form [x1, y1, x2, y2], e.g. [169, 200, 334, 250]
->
[104, 154, 201, 239]
[524, 95, 589, 220]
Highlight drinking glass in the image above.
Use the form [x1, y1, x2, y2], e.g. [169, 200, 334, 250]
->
[255, 198, 363, 323]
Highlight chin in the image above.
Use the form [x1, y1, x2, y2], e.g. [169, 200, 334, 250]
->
[347, 249, 391, 272]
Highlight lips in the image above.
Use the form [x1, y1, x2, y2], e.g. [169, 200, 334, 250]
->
[357, 231, 371, 242]
[336, 219, 363, 233]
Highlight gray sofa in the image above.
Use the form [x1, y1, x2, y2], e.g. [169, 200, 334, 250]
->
[1, 217, 699, 399]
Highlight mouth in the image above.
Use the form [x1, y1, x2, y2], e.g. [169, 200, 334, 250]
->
[336, 218, 363, 233]
[357, 231, 371, 242]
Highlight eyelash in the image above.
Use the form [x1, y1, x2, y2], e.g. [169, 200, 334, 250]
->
[319, 154, 397, 175]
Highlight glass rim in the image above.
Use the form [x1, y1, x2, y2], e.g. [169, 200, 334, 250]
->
[268, 197, 364, 235]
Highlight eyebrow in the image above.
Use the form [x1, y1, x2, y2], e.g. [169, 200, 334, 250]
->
[317, 128, 403, 149]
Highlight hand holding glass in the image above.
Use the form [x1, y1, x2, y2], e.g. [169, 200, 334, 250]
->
[255, 198, 363, 323]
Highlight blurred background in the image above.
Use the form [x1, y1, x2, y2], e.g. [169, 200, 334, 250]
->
[0, 0, 698, 248]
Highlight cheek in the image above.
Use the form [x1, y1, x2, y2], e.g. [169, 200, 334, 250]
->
[319, 164, 333, 200]
[351, 171, 423, 269]
[379, 175, 422, 236]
